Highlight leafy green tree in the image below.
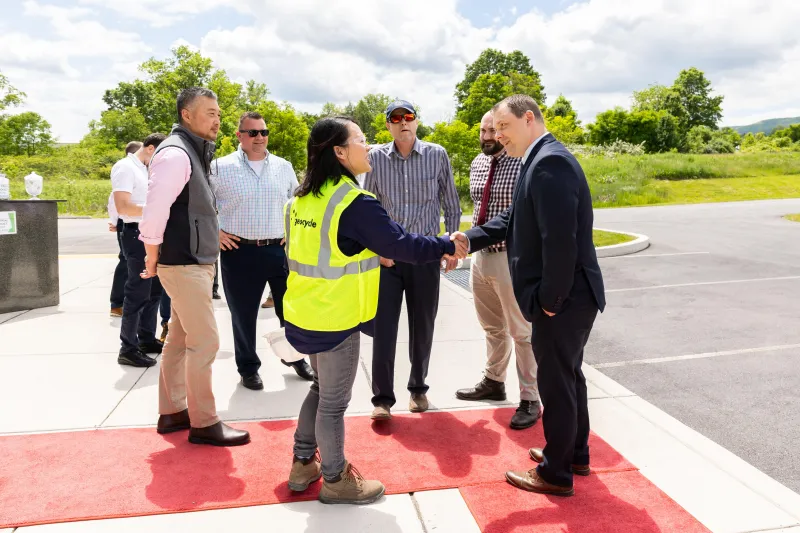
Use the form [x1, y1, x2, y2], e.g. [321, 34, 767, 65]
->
[423, 120, 479, 179]
[772, 124, 800, 143]
[686, 125, 737, 153]
[671, 67, 723, 130]
[543, 95, 585, 144]
[457, 71, 546, 126]
[320, 102, 346, 117]
[85, 107, 151, 149]
[256, 101, 309, 173]
[455, 49, 544, 115]
[0, 71, 26, 111]
[353, 93, 393, 143]
[0, 112, 55, 155]
[588, 108, 679, 153]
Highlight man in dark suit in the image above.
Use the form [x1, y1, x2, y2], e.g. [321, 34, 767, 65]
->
[452, 94, 606, 496]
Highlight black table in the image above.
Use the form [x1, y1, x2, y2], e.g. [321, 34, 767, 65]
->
[0, 200, 64, 313]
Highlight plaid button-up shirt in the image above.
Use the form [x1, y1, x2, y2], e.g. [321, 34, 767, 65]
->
[469, 150, 522, 253]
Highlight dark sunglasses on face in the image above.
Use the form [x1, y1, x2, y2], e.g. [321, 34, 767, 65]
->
[240, 129, 269, 137]
[389, 113, 416, 124]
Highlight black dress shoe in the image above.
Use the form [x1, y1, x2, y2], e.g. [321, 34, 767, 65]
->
[241, 373, 264, 390]
[283, 359, 315, 381]
[157, 409, 190, 434]
[212, 291, 221, 300]
[139, 339, 164, 355]
[118, 350, 157, 367]
[510, 400, 542, 430]
[456, 377, 507, 401]
[189, 421, 250, 446]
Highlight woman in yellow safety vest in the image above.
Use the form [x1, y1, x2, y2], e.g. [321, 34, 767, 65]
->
[282, 116, 464, 505]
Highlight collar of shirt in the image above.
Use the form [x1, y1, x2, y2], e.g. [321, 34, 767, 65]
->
[127, 152, 146, 171]
[388, 137, 425, 159]
[522, 131, 550, 165]
[237, 145, 270, 165]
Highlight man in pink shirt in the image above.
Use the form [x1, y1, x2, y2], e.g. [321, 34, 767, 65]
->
[139, 87, 250, 447]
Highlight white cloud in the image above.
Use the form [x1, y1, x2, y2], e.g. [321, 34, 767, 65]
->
[3, 0, 800, 141]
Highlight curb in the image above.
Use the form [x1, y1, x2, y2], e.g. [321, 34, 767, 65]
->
[454, 228, 650, 269]
[594, 227, 650, 258]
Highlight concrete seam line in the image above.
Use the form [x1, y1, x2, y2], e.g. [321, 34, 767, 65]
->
[607, 275, 800, 293]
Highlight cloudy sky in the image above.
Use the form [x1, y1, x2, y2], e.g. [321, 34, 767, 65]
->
[1, 0, 799, 142]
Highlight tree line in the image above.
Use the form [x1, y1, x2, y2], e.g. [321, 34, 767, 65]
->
[1, 46, 799, 175]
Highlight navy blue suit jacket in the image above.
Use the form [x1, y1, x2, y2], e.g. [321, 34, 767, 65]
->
[465, 133, 606, 322]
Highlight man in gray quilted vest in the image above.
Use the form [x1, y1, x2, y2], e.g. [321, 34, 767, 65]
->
[138, 87, 250, 447]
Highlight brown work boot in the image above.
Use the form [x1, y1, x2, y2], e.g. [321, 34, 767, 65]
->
[110, 307, 123, 318]
[529, 447, 590, 476]
[505, 467, 574, 496]
[318, 462, 385, 505]
[409, 393, 429, 413]
[261, 296, 274, 308]
[288, 451, 322, 492]
[371, 405, 391, 420]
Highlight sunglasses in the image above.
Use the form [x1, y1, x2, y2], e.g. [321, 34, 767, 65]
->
[239, 129, 269, 137]
[388, 113, 416, 124]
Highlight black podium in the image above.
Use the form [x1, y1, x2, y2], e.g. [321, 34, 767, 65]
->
[0, 200, 64, 313]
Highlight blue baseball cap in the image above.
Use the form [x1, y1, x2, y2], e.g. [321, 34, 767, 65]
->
[385, 100, 417, 119]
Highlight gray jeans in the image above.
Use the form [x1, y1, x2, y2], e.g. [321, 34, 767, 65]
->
[293, 332, 360, 480]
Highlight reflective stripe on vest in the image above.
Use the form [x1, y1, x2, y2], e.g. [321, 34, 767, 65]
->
[284, 184, 380, 280]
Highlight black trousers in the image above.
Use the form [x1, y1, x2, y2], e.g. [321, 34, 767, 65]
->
[532, 285, 598, 488]
[221, 243, 288, 377]
[371, 261, 440, 407]
[110, 218, 127, 309]
[119, 223, 162, 353]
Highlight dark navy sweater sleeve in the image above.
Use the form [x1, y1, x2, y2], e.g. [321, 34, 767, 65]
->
[337, 194, 455, 261]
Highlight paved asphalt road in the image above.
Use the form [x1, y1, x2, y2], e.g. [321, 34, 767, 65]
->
[58, 199, 800, 492]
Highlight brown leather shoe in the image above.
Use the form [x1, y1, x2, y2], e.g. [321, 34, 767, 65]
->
[505, 468, 574, 496]
[409, 393, 429, 413]
[110, 307, 123, 318]
[529, 447, 591, 476]
[189, 421, 250, 446]
[157, 409, 190, 434]
[261, 296, 274, 308]
[371, 405, 392, 420]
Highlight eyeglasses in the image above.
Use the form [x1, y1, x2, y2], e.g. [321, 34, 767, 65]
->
[347, 136, 367, 146]
[239, 129, 269, 137]
[388, 113, 416, 124]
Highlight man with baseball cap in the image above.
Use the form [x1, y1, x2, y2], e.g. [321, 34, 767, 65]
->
[363, 100, 462, 419]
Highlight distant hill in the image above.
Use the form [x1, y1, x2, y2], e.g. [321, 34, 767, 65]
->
[731, 117, 800, 136]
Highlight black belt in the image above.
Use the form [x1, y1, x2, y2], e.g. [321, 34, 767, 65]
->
[237, 237, 283, 246]
[122, 222, 139, 228]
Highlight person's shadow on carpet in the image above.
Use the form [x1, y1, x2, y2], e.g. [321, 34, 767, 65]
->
[481, 475, 664, 533]
[371, 410, 502, 479]
[145, 433, 246, 509]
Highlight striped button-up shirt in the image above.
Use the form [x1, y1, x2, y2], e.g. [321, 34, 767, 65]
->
[469, 150, 522, 253]
[364, 138, 461, 236]
[211, 147, 298, 240]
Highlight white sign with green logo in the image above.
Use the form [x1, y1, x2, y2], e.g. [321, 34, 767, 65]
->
[0, 211, 17, 235]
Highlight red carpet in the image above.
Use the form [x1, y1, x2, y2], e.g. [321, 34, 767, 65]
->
[3, 407, 644, 528]
[460, 474, 711, 532]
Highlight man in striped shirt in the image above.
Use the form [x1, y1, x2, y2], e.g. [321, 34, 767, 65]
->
[364, 100, 462, 419]
[456, 111, 541, 430]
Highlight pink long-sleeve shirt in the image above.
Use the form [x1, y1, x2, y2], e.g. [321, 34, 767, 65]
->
[138, 147, 192, 245]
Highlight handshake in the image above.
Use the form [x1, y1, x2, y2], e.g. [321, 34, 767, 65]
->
[441, 232, 469, 273]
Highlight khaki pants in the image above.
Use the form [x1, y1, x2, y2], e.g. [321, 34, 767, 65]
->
[470, 250, 539, 402]
[157, 264, 220, 429]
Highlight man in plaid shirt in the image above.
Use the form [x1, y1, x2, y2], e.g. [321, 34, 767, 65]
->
[456, 111, 541, 430]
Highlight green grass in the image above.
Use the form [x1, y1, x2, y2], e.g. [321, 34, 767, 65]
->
[9, 178, 110, 217]
[440, 221, 634, 248]
[785, 213, 800, 222]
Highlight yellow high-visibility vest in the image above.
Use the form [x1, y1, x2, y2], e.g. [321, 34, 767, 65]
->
[283, 178, 380, 332]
